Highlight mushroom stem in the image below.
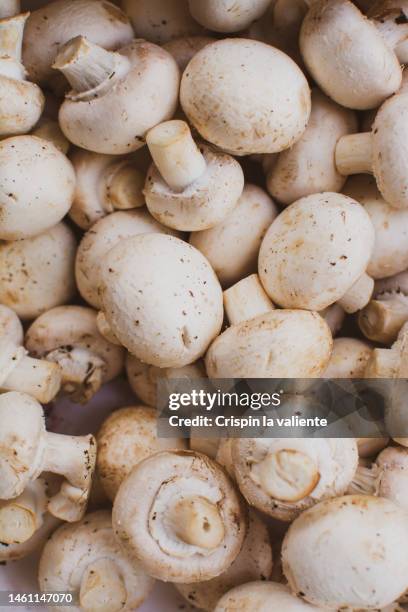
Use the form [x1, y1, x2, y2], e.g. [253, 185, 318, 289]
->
[224, 274, 274, 326]
[359, 295, 408, 343]
[79, 558, 127, 612]
[169, 496, 225, 549]
[32, 119, 70, 154]
[146, 120, 207, 192]
[365, 346, 401, 377]
[348, 463, 379, 496]
[337, 273, 374, 314]
[103, 160, 145, 210]
[0, 0, 20, 19]
[372, 8, 408, 49]
[53, 36, 130, 97]
[0, 13, 28, 80]
[0, 480, 46, 545]
[335, 132, 373, 176]
[1, 354, 62, 404]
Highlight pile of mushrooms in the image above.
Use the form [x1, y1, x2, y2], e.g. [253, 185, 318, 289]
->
[2, 0, 408, 609]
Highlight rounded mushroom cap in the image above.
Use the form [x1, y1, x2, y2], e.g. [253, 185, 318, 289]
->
[343, 175, 408, 279]
[323, 337, 372, 378]
[0, 222, 77, 320]
[0, 136, 75, 240]
[375, 446, 408, 511]
[96, 406, 185, 500]
[0, 304, 23, 345]
[112, 450, 246, 583]
[23, 0, 134, 85]
[76, 209, 180, 310]
[38, 510, 155, 612]
[100, 233, 223, 368]
[0, 76, 44, 137]
[188, 0, 271, 32]
[267, 89, 357, 206]
[258, 192, 375, 310]
[214, 582, 322, 612]
[205, 309, 332, 378]
[163, 36, 215, 72]
[58, 40, 180, 155]
[190, 184, 278, 288]
[300, 0, 402, 109]
[180, 38, 311, 156]
[282, 495, 408, 609]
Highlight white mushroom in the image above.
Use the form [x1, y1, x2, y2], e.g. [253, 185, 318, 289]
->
[323, 337, 372, 378]
[214, 582, 323, 612]
[113, 450, 246, 582]
[319, 303, 345, 336]
[99, 233, 223, 368]
[38, 510, 154, 612]
[0, 392, 96, 522]
[55, 36, 180, 154]
[25, 306, 125, 403]
[368, 0, 408, 64]
[0, 136, 75, 240]
[0, 478, 48, 546]
[144, 120, 244, 231]
[190, 184, 278, 287]
[163, 35, 215, 72]
[365, 320, 408, 378]
[0, 222, 77, 321]
[180, 38, 311, 156]
[258, 192, 375, 313]
[206, 274, 333, 378]
[0, 1, 21, 19]
[188, 0, 271, 32]
[32, 117, 70, 155]
[282, 495, 408, 609]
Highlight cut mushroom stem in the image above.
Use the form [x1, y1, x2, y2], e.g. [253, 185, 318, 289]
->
[79, 557, 127, 612]
[46, 347, 106, 404]
[0, 13, 28, 80]
[103, 159, 145, 210]
[365, 323, 408, 377]
[224, 274, 274, 326]
[335, 132, 373, 175]
[337, 272, 374, 313]
[0, 480, 46, 545]
[360, 294, 408, 344]
[146, 120, 207, 192]
[168, 496, 225, 550]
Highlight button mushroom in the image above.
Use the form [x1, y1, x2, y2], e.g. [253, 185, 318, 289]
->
[144, 120, 244, 231]
[25, 305, 125, 403]
[365, 320, 408, 378]
[99, 233, 223, 368]
[0, 391, 96, 522]
[113, 450, 246, 582]
[163, 35, 215, 72]
[258, 192, 375, 313]
[38, 510, 154, 612]
[0, 478, 48, 546]
[188, 0, 271, 32]
[180, 38, 311, 156]
[323, 337, 372, 378]
[282, 495, 408, 609]
[206, 274, 333, 378]
[55, 36, 180, 154]
[214, 581, 323, 612]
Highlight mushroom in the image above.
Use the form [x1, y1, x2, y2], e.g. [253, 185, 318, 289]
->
[319, 303, 345, 336]
[121, 0, 203, 44]
[368, 0, 408, 64]
[112, 450, 246, 582]
[0, 391, 96, 522]
[99, 233, 223, 368]
[205, 274, 333, 378]
[22, 0, 134, 90]
[163, 36, 215, 72]
[300, 0, 407, 110]
[25, 305, 125, 403]
[0, 135, 75, 240]
[32, 117, 70, 155]
[266, 89, 357, 206]
[323, 337, 372, 378]
[230, 437, 358, 521]
[180, 38, 311, 156]
[38, 510, 155, 612]
[96, 406, 186, 501]
[0, 1, 21, 18]
[0, 478, 48, 546]
[188, 0, 271, 32]
[0, 304, 61, 403]
[214, 582, 323, 612]
[68, 149, 146, 230]
[190, 184, 278, 287]
[190, 436, 220, 460]
[55, 36, 180, 154]
[0, 222, 77, 321]
[359, 271, 408, 344]
[258, 192, 375, 313]
[176, 510, 273, 611]
[0, 12, 44, 137]
[365, 320, 408, 378]
[282, 495, 408, 609]
[144, 120, 244, 231]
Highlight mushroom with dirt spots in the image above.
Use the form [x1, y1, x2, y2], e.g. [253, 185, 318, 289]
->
[214, 582, 323, 612]
[323, 337, 372, 378]
[188, 0, 271, 32]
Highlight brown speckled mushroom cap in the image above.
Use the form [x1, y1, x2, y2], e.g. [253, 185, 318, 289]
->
[214, 581, 323, 612]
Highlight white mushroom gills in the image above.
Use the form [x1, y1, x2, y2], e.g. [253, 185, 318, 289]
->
[371, 6, 408, 50]
[168, 496, 225, 549]
[337, 272, 374, 314]
[224, 274, 274, 325]
[146, 120, 207, 192]
[0, 13, 28, 80]
[0, 480, 46, 545]
[335, 132, 373, 176]
[79, 557, 127, 612]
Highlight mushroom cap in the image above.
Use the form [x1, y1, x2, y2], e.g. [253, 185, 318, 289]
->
[375, 446, 408, 511]
[343, 175, 408, 279]
[205, 309, 332, 378]
[0, 77, 44, 137]
[96, 406, 186, 500]
[0, 304, 23, 345]
[372, 92, 408, 209]
[267, 89, 357, 206]
[323, 337, 372, 378]
[300, 0, 402, 110]
[76, 209, 180, 310]
[190, 184, 278, 287]
[163, 36, 215, 72]
[25, 305, 125, 384]
[282, 495, 408, 609]
[180, 38, 311, 156]
[176, 510, 272, 611]
[188, 0, 271, 32]
[112, 450, 246, 582]
[144, 144, 244, 231]
[214, 582, 322, 612]
[0, 136, 75, 240]
[23, 0, 134, 85]
[100, 233, 223, 368]
[38, 510, 155, 612]
[59, 40, 180, 155]
[0, 222, 77, 320]
[258, 192, 375, 310]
